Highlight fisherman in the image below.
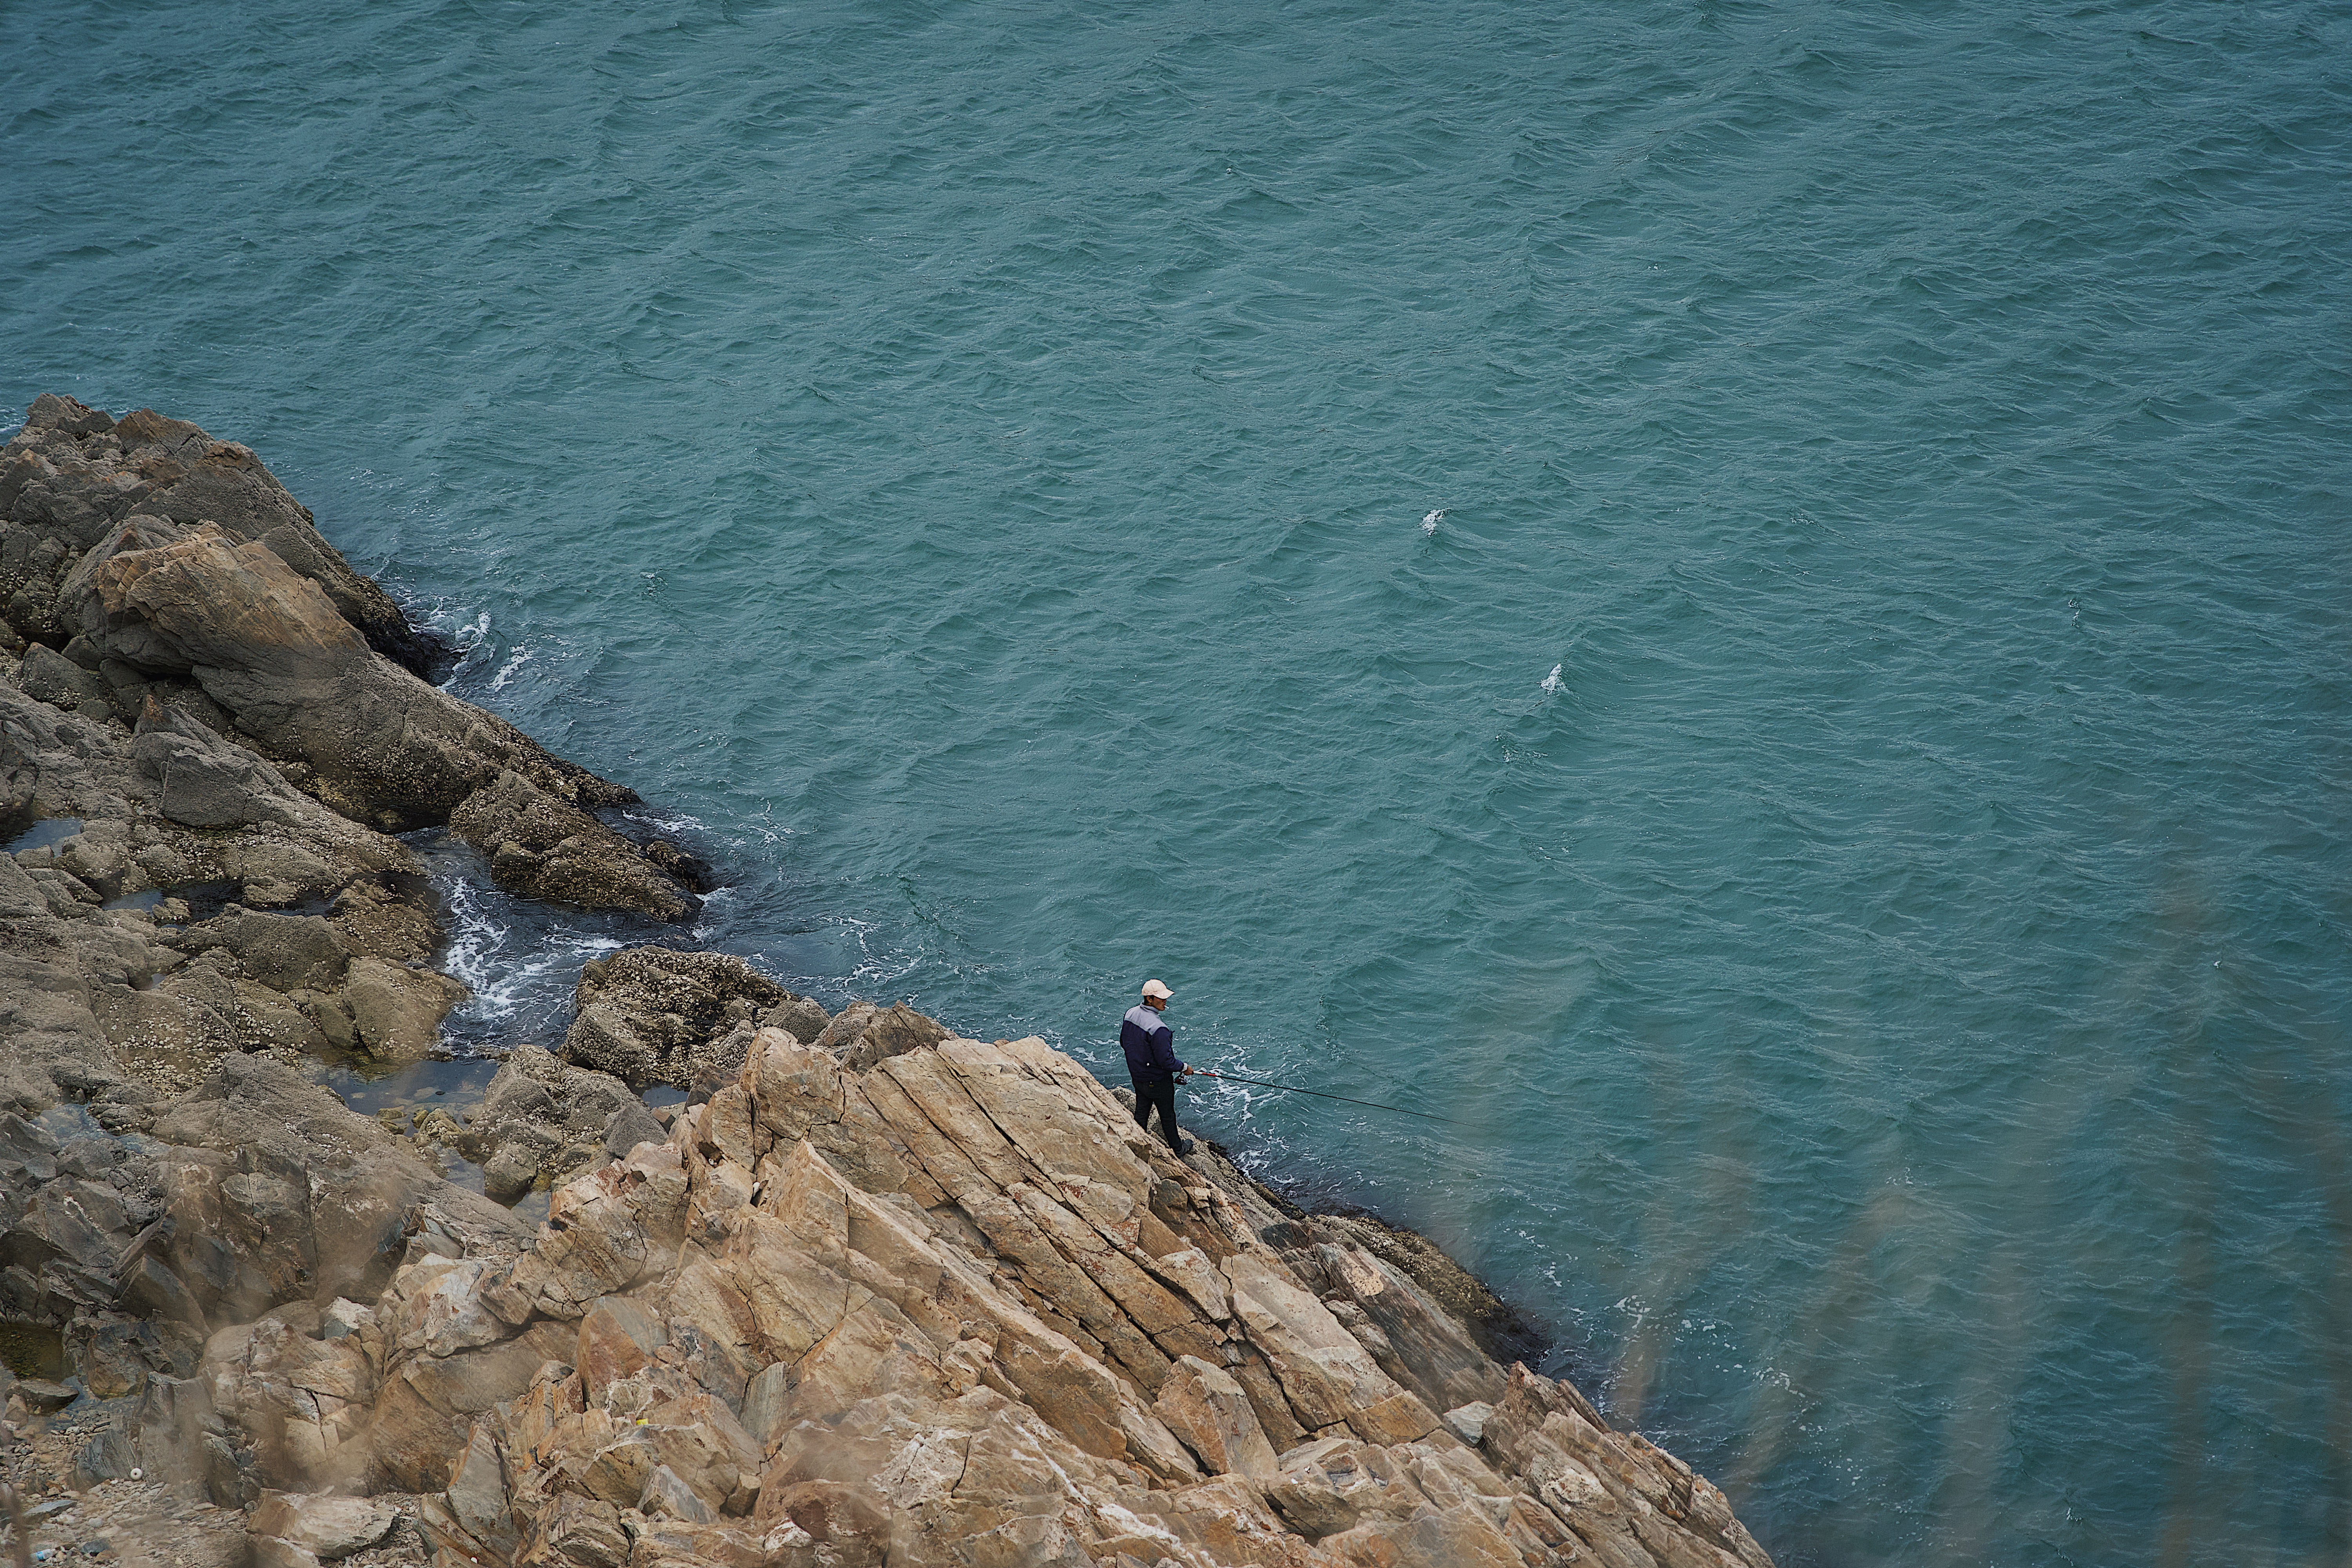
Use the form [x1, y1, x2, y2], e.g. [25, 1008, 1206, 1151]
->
[1120, 979, 1193, 1156]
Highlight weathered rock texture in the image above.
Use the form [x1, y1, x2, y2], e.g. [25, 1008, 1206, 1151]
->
[330, 1029, 1772, 1568]
[0, 1053, 529, 1512]
[559, 947, 841, 1090]
[4, 394, 699, 918]
[443, 1044, 666, 1202]
[0, 677, 468, 1107]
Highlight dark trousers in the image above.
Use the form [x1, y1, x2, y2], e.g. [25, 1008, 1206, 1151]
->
[1130, 1071, 1181, 1148]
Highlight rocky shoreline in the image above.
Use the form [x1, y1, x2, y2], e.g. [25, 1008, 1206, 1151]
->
[0, 395, 1775, 1568]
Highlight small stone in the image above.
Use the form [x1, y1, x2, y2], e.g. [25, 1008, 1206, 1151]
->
[319, 1299, 376, 1342]
[1442, 1399, 1495, 1444]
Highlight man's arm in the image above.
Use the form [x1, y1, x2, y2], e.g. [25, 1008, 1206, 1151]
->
[1151, 1022, 1184, 1076]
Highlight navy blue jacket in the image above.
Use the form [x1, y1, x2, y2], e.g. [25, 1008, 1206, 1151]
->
[1120, 1004, 1184, 1078]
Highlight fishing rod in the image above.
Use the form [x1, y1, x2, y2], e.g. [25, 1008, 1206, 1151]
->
[1187, 1067, 1468, 1127]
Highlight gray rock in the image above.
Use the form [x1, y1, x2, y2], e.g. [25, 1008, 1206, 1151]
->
[560, 947, 794, 1089]
[450, 770, 697, 922]
[481, 1142, 544, 1203]
[134, 1372, 216, 1491]
[71, 1428, 136, 1489]
[443, 1044, 646, 1198]
[338, 956, 464, 1067]
[1442, 1400, 1494, 1445]
[602, 1100, 664, 1157]
[3, 1176, 131, 1274]
[319, 1298, 374, 1341]
[248, 1492, 401, 1560]
[19, 642, 114, 719]
[174, 908, 352, 993]
[131, 702, 307, 828]
[24, 394, 114, 440]
[837, 1002, 951, 1074]
[758, 992, 831, 1044]
[638, 1464, 715, 1525]
[808, 1000, 878, 1054]
[18, 1376, 79, 1410]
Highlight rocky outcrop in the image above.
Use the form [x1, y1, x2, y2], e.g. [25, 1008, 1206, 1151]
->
[0, 1053, 529, 1513]
[1, 393, 1779, 1568]
[0, 679, 466, 1108]
[437, 1045, 666, 1202]
[315, 1029, 1775, 1568]
[559, 947, 829, 1090]
[3, 396, 699, 918]
[1, 397, 436, 678]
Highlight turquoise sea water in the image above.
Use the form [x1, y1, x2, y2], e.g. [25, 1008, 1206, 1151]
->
[7, 2, 2350, 1561]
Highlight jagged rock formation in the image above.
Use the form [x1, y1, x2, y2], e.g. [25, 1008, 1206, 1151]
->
[559, 947, 844, 1091]
[0, 1053, 528, 1505]
[3, 395, 699, 920]
[318, 1028, 1774, 1568]
[0, 683, 463, 1107]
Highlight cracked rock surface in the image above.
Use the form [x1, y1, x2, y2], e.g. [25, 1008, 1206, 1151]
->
[345, 1028, 1777, 1568]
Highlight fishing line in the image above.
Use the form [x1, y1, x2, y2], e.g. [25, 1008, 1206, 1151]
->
[1189, 1068, 1466, 1126]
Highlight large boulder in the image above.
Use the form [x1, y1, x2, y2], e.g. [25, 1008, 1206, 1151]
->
[443, 1044, 661, 1200]
[76, 521, 641, 835]
[5, 395, 440, 677]
[561, 947, 813, 1089]
[449, 770, 698, 922]
[131, 701, 310, 828]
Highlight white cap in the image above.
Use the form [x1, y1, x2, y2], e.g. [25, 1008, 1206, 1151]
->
[1140, 979, 1173, 1000]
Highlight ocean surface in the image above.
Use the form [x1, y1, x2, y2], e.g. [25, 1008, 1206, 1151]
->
[7, 1, 2349, 1561]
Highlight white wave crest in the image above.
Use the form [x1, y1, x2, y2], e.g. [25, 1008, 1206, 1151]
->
[1541, 663, 1563, 693]
[488, 642, 537, 693]
[1421, 509, 1446, 535]
[438, 872, 628, 1030]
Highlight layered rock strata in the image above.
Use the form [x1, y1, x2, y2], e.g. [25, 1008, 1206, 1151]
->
[337, 1027, 1774, 1568]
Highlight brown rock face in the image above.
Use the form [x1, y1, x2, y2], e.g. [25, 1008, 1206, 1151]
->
[342, 1029, 1777, 1568]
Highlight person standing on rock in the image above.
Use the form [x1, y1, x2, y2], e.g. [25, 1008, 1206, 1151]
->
[1121, 979, 1194, 1156]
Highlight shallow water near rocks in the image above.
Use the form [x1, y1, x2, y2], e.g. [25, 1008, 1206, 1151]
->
[7, 2, 2350, 1562]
